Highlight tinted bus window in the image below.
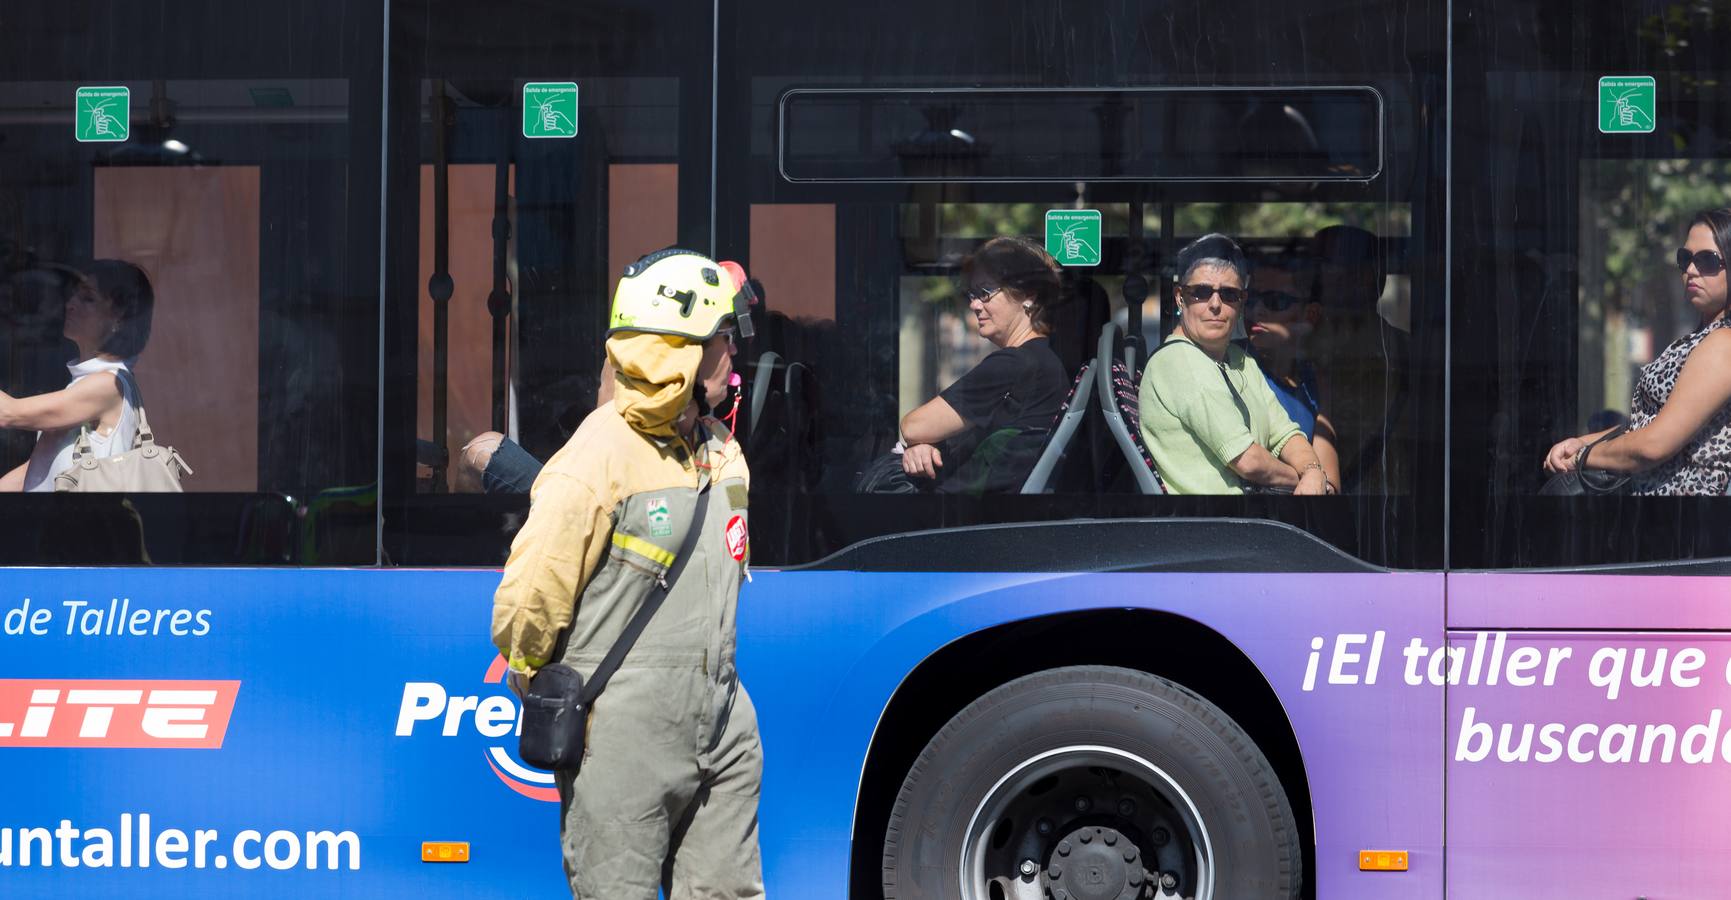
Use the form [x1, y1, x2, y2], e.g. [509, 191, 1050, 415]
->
[717, 0, 1446, 570]
[1452, 0, 1731, 569]
[379, 0, 713, 564]
[780, 87, 1384, 183]
[0, 3, 382, 564]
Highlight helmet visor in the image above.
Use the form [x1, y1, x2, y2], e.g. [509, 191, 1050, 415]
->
[718, 260, 757, 339]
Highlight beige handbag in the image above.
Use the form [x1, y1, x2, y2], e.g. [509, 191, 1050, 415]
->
[54, 375, 193, 493]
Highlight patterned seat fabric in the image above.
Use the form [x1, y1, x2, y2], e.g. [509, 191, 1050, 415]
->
[1050, 366, 1090, 430]
[1109, 359, 1166, 492]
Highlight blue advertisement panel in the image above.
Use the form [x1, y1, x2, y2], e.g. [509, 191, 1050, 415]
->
[2, 567, 1446, 898]
[1, 569, 560, 898]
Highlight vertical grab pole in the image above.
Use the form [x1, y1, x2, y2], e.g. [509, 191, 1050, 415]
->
[1126, 186, 1146, 368]
[488, 150, 511, 434]
[428, 80, 454, 492]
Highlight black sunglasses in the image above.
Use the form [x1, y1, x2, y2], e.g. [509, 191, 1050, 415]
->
[1248, 290, 1304, 312]
[1179, 283, 1246, 305]
[961, 284, 1003, 304]
[1677, 247, 1726, 277]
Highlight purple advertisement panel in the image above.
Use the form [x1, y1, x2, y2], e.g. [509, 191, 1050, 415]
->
[1450, 573, 1731, 630]
[1445, 628, 1731, 897]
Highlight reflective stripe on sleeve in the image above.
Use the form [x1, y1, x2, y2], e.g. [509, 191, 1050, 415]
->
[611, 531, 676, 567]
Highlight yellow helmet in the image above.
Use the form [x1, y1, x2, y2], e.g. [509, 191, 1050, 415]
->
[608, 248, 756, 341]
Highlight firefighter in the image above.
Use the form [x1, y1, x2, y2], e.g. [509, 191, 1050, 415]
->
[492, 248, 763, 899]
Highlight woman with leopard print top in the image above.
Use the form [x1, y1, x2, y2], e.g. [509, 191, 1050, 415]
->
[1544, 208, 1731, 495]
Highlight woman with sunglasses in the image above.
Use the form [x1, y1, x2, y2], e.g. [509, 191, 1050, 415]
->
[1139, 234, 1330, 495]
[898, 236, 1068, 493]
[1246, 253, 1343, 490]
[1544, 208, 1731, 494]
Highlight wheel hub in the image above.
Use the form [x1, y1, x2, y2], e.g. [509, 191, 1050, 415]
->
[1046, 825, 1144, 900]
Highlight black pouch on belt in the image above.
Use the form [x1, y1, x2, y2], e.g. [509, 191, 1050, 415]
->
[519, 663, 586, 770]
[518, 486, 712, 773]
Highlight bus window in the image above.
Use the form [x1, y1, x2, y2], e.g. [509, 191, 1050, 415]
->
[380, 0, 712, 565]
[722, 72, 1441, 569]
[1452, 3, 1731, 570]
[0, 4, 382, 564]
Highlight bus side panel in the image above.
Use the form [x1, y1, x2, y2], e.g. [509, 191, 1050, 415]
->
[739, 570, 1444, 900]
[1445, 575, 1731, 898]
[0, 568, 559, 899]
[0, 567, 1442, 899]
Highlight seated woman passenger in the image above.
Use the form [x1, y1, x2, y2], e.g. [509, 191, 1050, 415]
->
[0, 260, 155, 492]
[899, 236, 1069, 494]
[1544, 208, 1731, 494]
[1139, 234, 1330, 495]
[1245, 251, 1342, 489]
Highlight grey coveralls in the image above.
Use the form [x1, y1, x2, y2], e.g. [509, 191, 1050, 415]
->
[545, 420, 763, 899]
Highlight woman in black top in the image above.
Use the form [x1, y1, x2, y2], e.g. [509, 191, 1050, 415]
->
[899, 236, 1069, 494]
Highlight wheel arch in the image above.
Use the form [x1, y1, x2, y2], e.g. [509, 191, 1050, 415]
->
[847, 607, 1315, 900]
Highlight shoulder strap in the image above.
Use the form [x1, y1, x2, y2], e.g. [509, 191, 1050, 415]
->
[1150, 338, 1247, 409]
[108, 368, 158, 449]
[578, 485, 713, 705]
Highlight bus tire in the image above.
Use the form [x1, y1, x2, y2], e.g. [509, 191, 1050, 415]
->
[881, 665, 1300, 900]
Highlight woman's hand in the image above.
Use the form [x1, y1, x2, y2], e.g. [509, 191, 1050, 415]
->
[1544, 437, 1585, 475]
[901, 443, 944, 479]
[1293, 466, 1329, 496]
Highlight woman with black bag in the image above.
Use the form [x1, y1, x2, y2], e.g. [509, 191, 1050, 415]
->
[1544, 209, 1731, 495]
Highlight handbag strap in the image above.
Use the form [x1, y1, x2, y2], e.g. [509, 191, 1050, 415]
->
[577, 483, 713, 706]
[110, 368, 160, 449]
[69, 368, 156, 461]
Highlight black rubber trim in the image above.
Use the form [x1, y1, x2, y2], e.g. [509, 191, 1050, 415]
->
[1456, 557, 1731, 577]
[791, 517, 1382, 574]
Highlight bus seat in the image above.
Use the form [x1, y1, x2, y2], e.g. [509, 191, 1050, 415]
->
[783, 361, 822, 490]
[747, 350, 782, 445]
[1095, 321, 1164, 494]
[1021, 358, 1095, 494]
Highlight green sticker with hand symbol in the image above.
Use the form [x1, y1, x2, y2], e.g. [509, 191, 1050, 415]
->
[1045, 210, 1101, 267]
[523, 82, 578, 139]
[1599, 76, 1655, 135]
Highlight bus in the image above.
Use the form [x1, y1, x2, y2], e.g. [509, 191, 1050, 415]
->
[5, 0, 1731, 897]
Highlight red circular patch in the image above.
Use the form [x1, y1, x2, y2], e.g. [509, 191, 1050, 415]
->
[724, 515, 748, 563]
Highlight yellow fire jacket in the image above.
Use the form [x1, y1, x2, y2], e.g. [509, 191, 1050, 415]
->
[491, 335, 750, 677]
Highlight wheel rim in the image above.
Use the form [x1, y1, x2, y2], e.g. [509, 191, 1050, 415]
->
[958, 744, 1215, 900]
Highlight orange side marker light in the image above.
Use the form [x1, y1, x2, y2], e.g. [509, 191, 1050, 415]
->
[1359, 850, 1408, 871]
[422, 841, 470, 863]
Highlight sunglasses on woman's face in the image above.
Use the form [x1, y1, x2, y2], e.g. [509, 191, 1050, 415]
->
[1677, 247, 1726, 277]
[1179, 283, 1246, 305]
[961, 284, 1002, 304]
[1248, 290, 1304, 312]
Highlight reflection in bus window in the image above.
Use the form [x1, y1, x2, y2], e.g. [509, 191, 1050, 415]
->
[0, 51, 380, 563]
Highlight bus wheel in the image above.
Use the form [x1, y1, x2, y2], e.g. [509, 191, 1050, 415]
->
[881, 665, 1300, 900]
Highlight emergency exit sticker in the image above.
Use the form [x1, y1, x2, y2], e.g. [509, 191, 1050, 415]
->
[523, 82, 578, 139]
[1046, 209, 1101, 267]
[1598, 76, 1655, 134]
[75, 86, 130, 143]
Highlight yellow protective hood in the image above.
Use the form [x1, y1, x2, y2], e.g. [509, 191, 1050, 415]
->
[608, 331, 702, 437]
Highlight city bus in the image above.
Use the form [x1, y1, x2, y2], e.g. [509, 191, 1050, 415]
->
[5, 0, 1731, 897]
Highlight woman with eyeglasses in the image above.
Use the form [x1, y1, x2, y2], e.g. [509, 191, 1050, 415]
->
[1544, 208, 1731, 494]
[897, 236, 1068, 494]
[1245, 253, 1343, 490]
[1139, 234, 1330, 495]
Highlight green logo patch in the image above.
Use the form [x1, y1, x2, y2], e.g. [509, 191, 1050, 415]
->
[646, 497, 673, 537]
